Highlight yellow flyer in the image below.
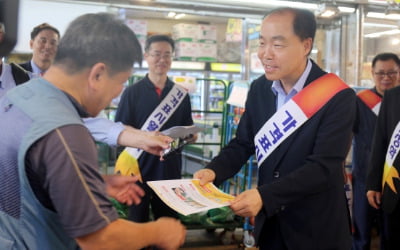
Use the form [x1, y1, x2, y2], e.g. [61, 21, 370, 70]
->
[147, 179, 235, 216]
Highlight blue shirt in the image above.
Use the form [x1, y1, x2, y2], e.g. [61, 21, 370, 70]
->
[271, 59, 312, 110]
[83, 117, 124, 146]
[30, 60, 44, 76]
[0, 63, 16, 98]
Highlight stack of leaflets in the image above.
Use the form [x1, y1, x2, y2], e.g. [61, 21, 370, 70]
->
[147, 179, 234, 216]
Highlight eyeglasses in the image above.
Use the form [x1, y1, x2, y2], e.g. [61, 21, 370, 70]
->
[148, 53, 173, 60]
[374, 71, 399, 78]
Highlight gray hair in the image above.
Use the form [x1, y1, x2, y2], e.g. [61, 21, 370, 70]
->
[54, 13, 142, 75]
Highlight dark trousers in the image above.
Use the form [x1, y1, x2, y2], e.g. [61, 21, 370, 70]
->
[257, 216, 288, 250]
[352, 177, 385, 250]
[381, 202, 400, 250]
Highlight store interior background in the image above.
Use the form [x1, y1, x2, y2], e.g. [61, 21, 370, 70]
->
[5, 1, 399, 172]
[11, 0, 400, 85]
[8, 0, 400, 174]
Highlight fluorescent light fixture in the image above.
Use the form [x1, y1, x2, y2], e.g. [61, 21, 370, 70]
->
[167, 11, 176, 18]
[167, 12, 185, 19]
[338, 6, 355, 13]
[364, 29, 400, 38]
[316, 3, 340, 18]
[383, 13, 400, 20]
[368, 0, 388, 3]
[367, 11, 400, 20]
[320, 9, 337, 18]
[363, 22, 398, 28]
[174, 13, 186, 19]
[392, 38, 400, 45]
[367, 12, 385, 19]
[247, 0, 318, 9]
[156, 0, 319, 10]
[386, 6, 400, 19]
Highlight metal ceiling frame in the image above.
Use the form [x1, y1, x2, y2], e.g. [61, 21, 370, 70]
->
[39, 0, 396, 23]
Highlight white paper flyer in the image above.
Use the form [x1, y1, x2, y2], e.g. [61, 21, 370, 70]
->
[147, 179, 235, 216]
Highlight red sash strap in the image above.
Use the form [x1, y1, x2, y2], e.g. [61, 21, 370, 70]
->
[357, 89, 381, 115]
[255, 73, 349, 165]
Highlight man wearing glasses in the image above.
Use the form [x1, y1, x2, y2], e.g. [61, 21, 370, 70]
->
[115, 35, 195, 224]
[352, 52, 400, 250]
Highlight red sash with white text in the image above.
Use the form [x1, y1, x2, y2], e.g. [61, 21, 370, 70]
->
[357, 89, 381, 116]
[254, 73, 350, 166]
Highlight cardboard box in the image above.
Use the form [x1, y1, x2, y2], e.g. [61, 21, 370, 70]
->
[197, 42, 217, 62]
[175, 41, 199, 61]
[135, 34, 147, 53]
[172, 23, 199, 42]
[125, 19, 147, 36]
[197, 24, 217, 43]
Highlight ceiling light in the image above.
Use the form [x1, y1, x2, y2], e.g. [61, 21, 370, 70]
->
[320, 9, 337, 18]
[174, 13, 186, 19]
[338, 6, 355, 13]
[167, 12, 176, 18]
[248, 0, 318, 9]
[367, 11, 400, 20]
[363, 22, 397, 28]
[386, 5, 400, 19]
[364, 29, 400, 38]
[155, 0, 319, 10]
[316, 3, 340, 18]
[391, 38, 400, 45]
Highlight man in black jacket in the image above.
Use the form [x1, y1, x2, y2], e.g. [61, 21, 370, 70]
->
[0, 22, 30, 98]
[367, 85, 400, 250]
[352, 53, 400, 250]
[19, 22, 59, 76]
[195, 7, 355, 250]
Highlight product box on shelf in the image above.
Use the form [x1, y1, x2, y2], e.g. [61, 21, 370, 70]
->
[172, 23, 199, 42]
[135, 34, 147, 53]
[175, 41, 199, 61]
[125, 19, 147, 36]
[197, 43, 217, 62]
[197, 24, 217, 43]
[125, 19, 147, 53]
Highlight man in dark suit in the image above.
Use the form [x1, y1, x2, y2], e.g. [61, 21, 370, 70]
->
[195, 7, 355, 250]
[352, 53, 400, 250]
[19, 23, 59, 76]
[0, 22, 30, 98]
[367, 85, 400, 250]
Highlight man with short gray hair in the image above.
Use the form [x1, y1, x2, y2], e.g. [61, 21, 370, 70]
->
[0, 13, 185, 250]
